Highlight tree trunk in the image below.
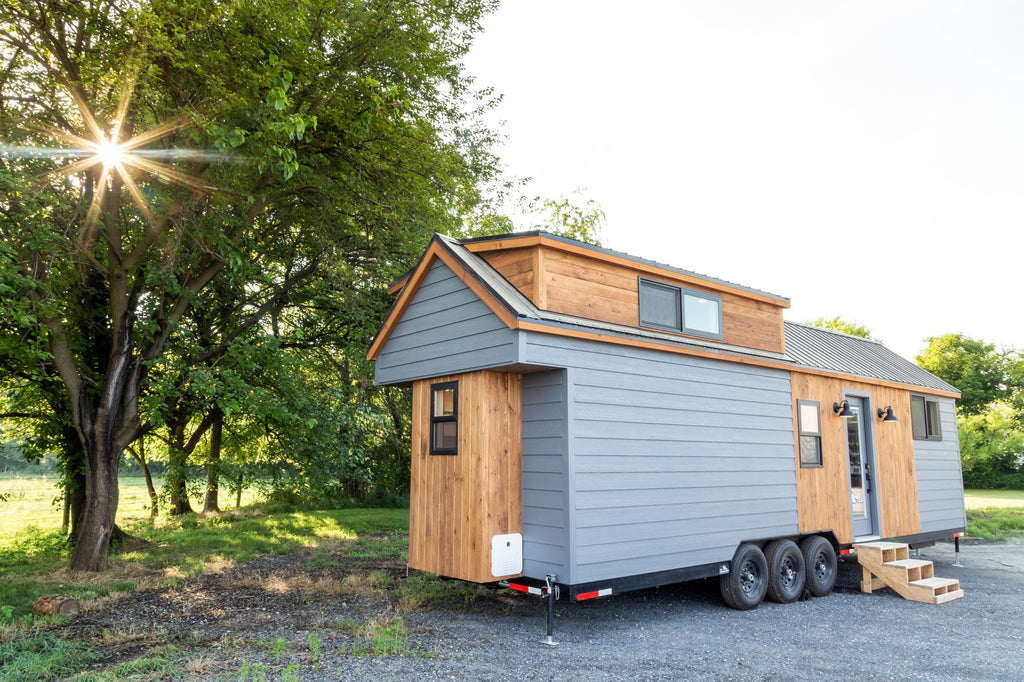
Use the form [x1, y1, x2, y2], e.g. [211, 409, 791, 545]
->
[167, 419, 195, 516]
[236, 470, 243, 509]
[68, 439, 120, 571]
[127, 438, 158, 518]
[203, 408, 222, 513]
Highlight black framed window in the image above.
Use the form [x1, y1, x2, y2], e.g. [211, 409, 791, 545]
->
[911, 394, 942, 441]
[430, 381, 458, 455]
[639, 278, 723, 340]
[797, 399, 823, 467]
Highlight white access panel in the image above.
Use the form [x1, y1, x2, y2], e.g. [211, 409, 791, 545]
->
[491, 533, 523, 577]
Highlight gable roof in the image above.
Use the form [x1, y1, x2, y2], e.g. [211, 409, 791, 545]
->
[369, 233, 959, 397]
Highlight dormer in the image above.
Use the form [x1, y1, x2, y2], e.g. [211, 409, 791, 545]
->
[462, 231, 790, 354]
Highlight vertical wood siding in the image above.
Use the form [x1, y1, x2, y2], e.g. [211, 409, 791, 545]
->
[914, 399, 967, 532]
[521, 370, 571, 580]
[524, 334, 798, 584]
[789, 373, 923, 543]
[374, 261, 517, 385]
[408, 371, 522, 583]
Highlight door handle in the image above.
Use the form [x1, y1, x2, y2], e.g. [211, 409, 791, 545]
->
[865, 464, 872, 494]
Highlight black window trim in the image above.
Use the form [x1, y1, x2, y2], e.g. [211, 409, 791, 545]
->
[638, 277, 724, 341]
[430, 381, 459, 455]
[911, 394, 943, 441]
[796, 399, 823, 468]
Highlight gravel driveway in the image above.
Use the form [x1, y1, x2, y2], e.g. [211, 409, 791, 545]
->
[355, 540, 1024, 681]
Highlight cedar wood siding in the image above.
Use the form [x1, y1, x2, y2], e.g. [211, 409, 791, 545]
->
[374, 260, 517, 385]
[914, 398, 967, 533]
[521, 370, 572, 580]
[523, 333, 798, 585]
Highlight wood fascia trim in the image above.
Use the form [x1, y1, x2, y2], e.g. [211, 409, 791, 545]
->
[516, 320, 961, 399]
[463, 235, 543, 253]
[367, 242, 520, 361]
[387, 273, 412, 296]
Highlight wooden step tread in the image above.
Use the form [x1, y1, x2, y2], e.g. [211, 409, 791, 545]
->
[911, 577, 960, 589]
[886, 559, 933, 569]
[853, 541, 908, 550]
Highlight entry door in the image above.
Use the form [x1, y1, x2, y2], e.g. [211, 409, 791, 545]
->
[845, 397, 877, 538]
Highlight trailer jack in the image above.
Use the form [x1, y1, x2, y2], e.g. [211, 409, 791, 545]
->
[542, 574, 559, 646]
[501, 574, 560, 646]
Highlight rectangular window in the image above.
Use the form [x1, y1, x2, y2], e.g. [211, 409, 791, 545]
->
[638, 278, 723, 340]
[911, 394, 942, 441]
[797, 399, 823, 467]
[430, 381, 458, 454]
[639, 279, 682, 330]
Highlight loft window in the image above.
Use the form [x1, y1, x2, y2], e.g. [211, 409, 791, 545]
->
[797, 399, 823, 467]
[430, 381, 458, 455]
[911, 395, 942, 441]
[639, 278, 723, 339]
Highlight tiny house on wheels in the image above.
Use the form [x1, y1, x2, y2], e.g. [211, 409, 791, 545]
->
[366, 231, 965, 613]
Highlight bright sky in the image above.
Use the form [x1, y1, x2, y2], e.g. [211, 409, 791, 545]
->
[463, 1, 1024, 361]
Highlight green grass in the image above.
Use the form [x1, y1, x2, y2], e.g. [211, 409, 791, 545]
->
[965, 488, 1024, 509]
[0, 632, 104, 681]
[0, 474, 264, 543]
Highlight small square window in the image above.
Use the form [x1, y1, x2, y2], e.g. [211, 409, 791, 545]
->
[639, 280, 682, 330]
[797, 399, 823, 467]
[683, 293, 721, 336]
[911, 395, 942, 441]
[430, 382, 458, 454]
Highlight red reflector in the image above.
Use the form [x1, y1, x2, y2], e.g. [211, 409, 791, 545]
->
[508, 583, 529, 593]
[577, 590, 599, 601]
[840, 549, 852, 555]
[955, 532, 964, 537]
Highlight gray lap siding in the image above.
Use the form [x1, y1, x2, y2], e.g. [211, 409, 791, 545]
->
[523, 334, 799, 585]
[914, 398, 967, 533]
[374, 261, 517, 385]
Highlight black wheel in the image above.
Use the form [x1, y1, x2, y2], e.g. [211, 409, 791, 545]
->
[800, 535, 838, 597]
[765, 539, 805, 603]
[720, 543, 768, 610]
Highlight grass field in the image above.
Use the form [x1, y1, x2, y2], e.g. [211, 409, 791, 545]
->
[0, 475, 262, 542]
[964, 489, 1024, 508]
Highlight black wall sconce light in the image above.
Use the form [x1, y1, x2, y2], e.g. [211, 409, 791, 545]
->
[833, 400, 854, 417]
[877, 406, 898, 422]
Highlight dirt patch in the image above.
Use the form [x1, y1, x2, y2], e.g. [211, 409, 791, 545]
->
[50, 536, 529, 679]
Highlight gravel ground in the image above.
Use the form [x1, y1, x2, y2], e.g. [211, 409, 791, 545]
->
[65, 539, 1024, 681]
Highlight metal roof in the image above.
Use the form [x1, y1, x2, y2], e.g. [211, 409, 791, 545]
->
[783, 322, 959, 394]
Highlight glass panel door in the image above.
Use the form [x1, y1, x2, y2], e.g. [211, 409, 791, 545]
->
[845, 397, 876, 537]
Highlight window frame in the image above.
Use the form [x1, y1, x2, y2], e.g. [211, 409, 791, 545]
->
[796, 399, 823, 468]
[911, 394, 943, 441]
[429, 381, 459, 455]
[638, 277, 724, 341]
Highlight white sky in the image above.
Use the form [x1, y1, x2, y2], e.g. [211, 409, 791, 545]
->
[463, 1, 1024, 360]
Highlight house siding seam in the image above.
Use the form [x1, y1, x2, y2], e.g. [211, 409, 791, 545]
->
[374, 260, 518, 385]
[523, 332, 799, 585]
[914, 398, 967, 532]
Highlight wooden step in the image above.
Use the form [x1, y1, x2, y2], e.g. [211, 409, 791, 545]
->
[853, 541, 964, 605]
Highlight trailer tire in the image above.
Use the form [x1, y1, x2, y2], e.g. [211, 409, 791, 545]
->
[764, 539, 805, 603]
[800, 535, 838, 597]
[720, 543, 768, 610]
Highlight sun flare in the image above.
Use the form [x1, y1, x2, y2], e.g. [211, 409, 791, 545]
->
[94, 138, 126, 169]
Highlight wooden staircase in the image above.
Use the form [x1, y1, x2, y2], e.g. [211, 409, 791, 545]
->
[853, 542, 964, 604]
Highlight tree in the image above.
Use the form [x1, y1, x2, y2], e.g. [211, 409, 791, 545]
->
[916, 334, 1008, 416]
[0, 0, 500, 570]
[808, 316, 876, 341]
